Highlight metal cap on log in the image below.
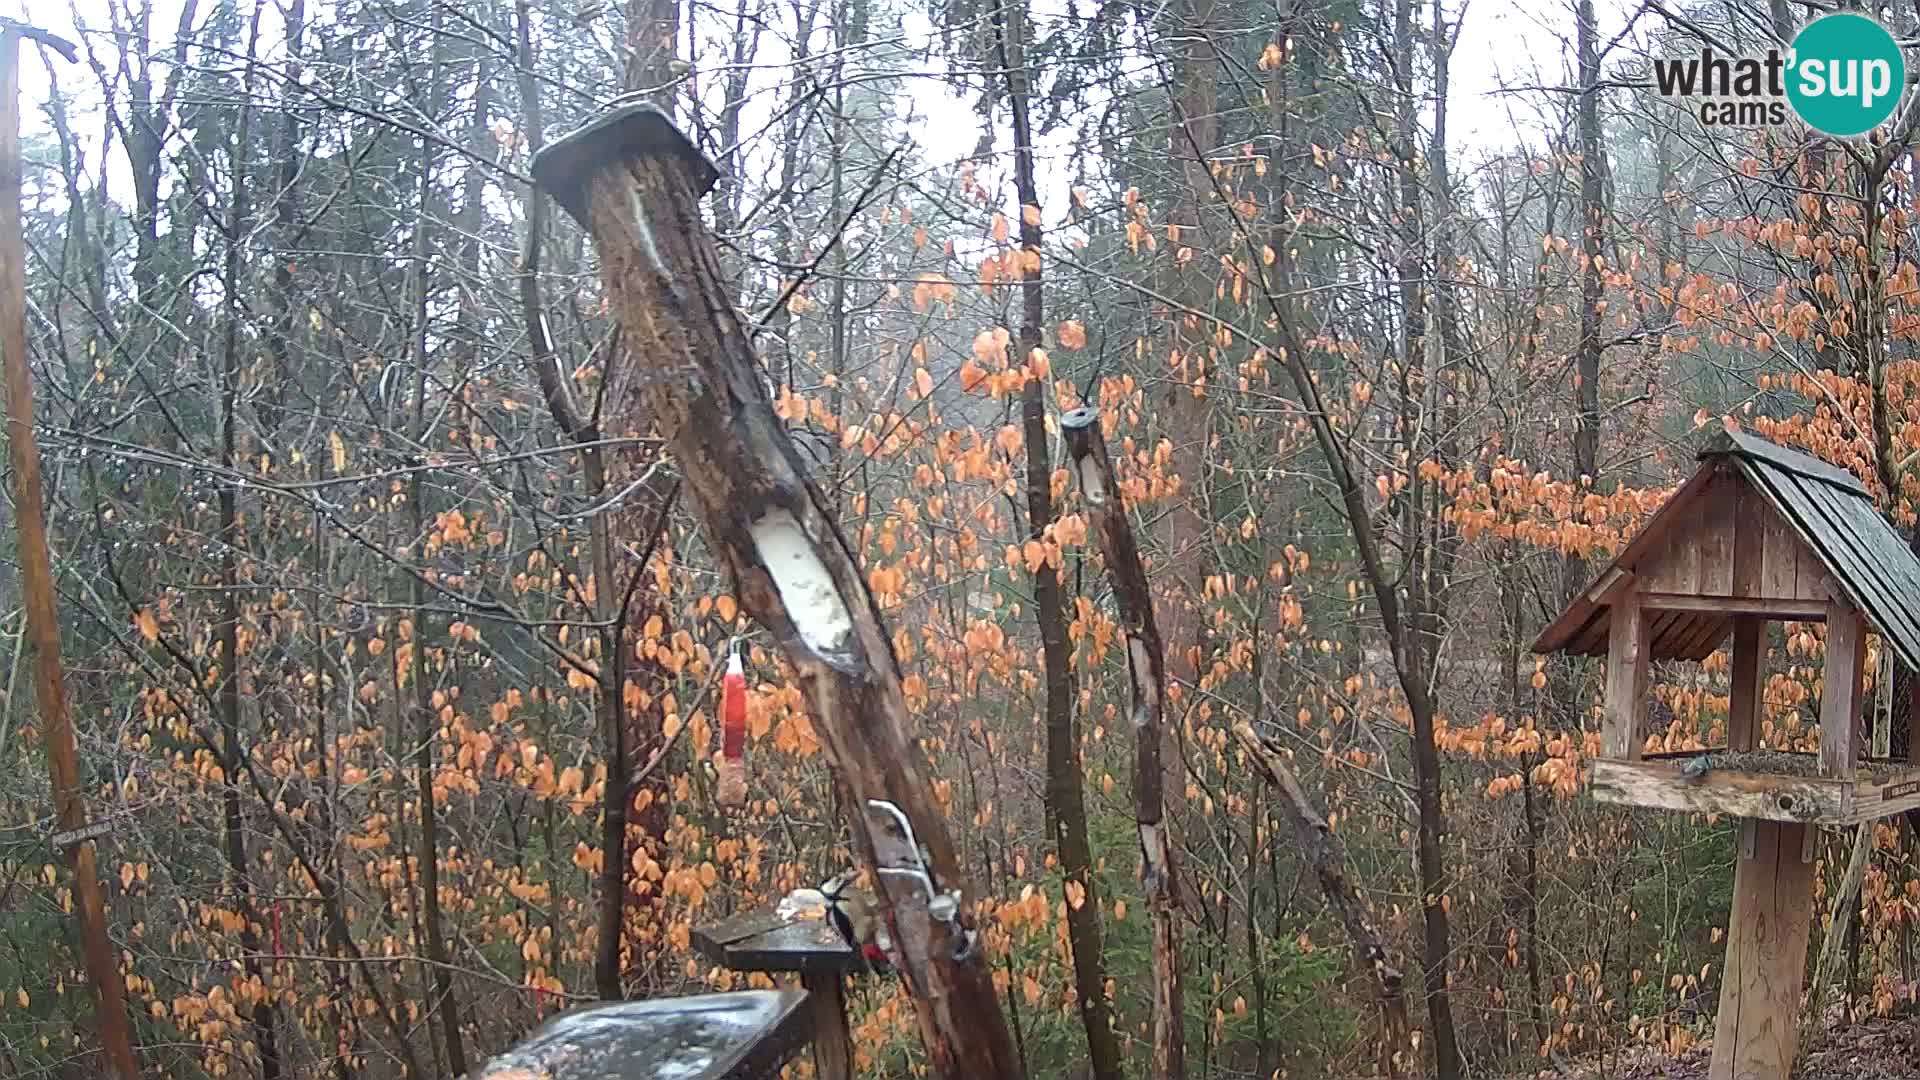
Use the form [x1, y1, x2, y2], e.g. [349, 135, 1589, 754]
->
[530, 103, 719, 226]
[1058, 406, 1098, 432]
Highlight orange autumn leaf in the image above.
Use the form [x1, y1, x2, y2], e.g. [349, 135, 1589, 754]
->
[972, 329, 1006, 366]
[959, 360, 986, 392]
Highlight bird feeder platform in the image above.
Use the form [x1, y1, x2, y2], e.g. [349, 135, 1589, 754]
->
[1589, 751, 1920, 825]
[1537, 431, 1920, 1080]
[693, 900, 873, 1080]
[473, 990, 812, 1080]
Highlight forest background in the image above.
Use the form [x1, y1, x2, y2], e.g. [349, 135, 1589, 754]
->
[0, 0, 1913, 1076]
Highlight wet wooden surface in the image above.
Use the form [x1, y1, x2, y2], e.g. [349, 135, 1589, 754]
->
[691, 903, 862, 976]
[474, 990, 811, 1080]
[689, 903, 867, 1079]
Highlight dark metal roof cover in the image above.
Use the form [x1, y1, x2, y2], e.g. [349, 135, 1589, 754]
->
[1704, 430, 1920, 672]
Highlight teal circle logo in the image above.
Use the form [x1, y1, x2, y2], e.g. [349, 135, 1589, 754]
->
[1787, 13, 1906, 137]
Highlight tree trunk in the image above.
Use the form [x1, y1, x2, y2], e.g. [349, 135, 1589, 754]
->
[1158, 0, 1220, 691]
[1569, 0, 1604, 598]
[533, 105, 1024, 1079]
[216, 14, 280, 1076]
[993, 4, 1122, 1077]
[517, 0, 676, 1000]
[625, 0, 681, 102]
[0, 25, 140, 1080]
[408, 17, 466, 1071]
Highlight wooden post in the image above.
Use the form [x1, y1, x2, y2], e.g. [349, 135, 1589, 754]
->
[1728, 617, 1764, 751]
[1708, 820, 1815, 1079]
[1059, 407, 1185, 1079]
[530, 104, 1023, 1079]
[1603, 583, 1649, 759]
[800, 971, 853, 1080]
[0, 23, 139, 1080]
[1800, 596, 1874, 1068]
[1821, 598, 1866, 778]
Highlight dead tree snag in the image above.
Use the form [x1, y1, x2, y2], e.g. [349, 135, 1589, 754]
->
[1060, 406, 1186, 1080]
[1232, 721, 1413, 1075]
[531, 104, 1023, 1079]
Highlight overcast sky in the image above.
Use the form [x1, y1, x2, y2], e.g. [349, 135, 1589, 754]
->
[0, 0, 1636, 236]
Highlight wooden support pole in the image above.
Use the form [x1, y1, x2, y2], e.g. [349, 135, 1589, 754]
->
[1603, 583, 1649, 759]
[0, 23, 139, 1080]
[800, 971, 853, 1080]
[1728, 617, 1764, 751]
[530, 104, 1022, 1079]
[1821, 598, 1866, 778]
[1801, 597, 1874, 1067]
[1708, 820, 1815, 1080]
[1059, 407, 1186, 1079]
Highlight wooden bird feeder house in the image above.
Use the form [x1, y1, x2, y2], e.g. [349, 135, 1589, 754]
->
[1536, 430, 1920, 1080]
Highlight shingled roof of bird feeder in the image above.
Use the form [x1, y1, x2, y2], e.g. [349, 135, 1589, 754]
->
[1534, 429, 1920, 672]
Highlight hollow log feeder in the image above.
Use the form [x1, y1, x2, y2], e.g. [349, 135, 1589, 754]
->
[531, 105, 1022, 1078]
[1536, 431, 1920, 1080]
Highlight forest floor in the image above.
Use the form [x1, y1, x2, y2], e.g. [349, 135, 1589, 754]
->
[1528, 1015, 1919, 1078]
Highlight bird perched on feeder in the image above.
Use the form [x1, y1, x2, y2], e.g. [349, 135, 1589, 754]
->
[821, 870, 893, 973]
[716, 639, 748, 808]
[1681, 752, 1715, 782]
[777, 870, 893, 973]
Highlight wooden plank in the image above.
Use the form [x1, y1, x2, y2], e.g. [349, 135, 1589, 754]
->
[1567, 612, 1610, 657]
[1587, 758, 1853, 823]
[1604, 586, 1650, 759]
[1745, 464, 1916, 666]
[802, 972, 854, 1080]
[1800, 476, 1920, 611]
[1798, 539, 1829, 603]
[695, 908, 792, 951]
[1759, 509, 1804, 600]
[1728, 617, 1765, 752]
[1643, 516, 1704, 595]
[1873, 636, 1892, 760]
[1708, 820, 1816, 1080]
[1698, 479, 1736, 596]
[1852, 766, 1920, 821]
[1822, 598, 1866, 778]
[1643, 608, 1686, 663]
[1732, 482, 1766, 599]
[1639, 594, 1826, 620]
[1585, 565, 1633, 605]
